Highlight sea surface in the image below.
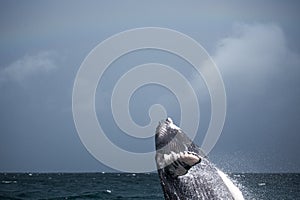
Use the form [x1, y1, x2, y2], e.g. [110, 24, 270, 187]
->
[0, 173, 299, 200]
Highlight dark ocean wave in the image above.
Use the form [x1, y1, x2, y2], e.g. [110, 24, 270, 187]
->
[0, 173, 299, 199]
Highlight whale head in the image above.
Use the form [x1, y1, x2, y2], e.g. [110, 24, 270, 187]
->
[155, 117, 203, 177]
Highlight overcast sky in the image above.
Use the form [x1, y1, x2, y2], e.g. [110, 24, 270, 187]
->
[0, 0, 299, 173]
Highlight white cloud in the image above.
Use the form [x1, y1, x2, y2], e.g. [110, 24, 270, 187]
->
[213, 23, 299, 90]
[0, 51, 58, 82]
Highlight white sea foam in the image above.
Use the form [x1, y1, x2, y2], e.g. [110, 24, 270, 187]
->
[2, 180, 17, 184]
[258, 182, 266, 186]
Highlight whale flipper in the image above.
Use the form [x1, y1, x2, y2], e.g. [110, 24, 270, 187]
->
[157, 151, 201, 177]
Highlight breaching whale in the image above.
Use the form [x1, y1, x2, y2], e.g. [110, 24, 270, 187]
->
[155, 117, 244, 200]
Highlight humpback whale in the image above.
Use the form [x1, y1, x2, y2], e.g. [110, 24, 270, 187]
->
[155, 118, 244, 200]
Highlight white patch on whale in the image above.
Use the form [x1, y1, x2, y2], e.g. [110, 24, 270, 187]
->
[217, 169, 245, 200]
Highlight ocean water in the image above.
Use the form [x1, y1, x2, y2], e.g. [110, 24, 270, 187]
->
[0, 173, 299, 200]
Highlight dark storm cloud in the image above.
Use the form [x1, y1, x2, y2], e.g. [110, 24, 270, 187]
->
[0, 0, 299, 172]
